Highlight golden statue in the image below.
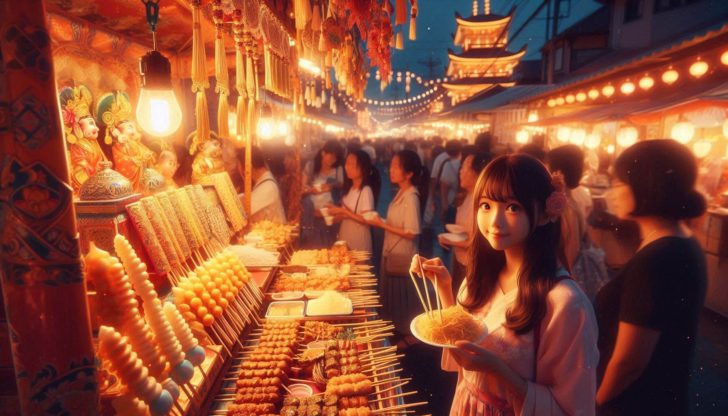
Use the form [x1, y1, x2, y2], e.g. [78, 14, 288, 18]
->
[59, 85, 107, 194]
[96, 91, 157, 191]
[189, 133, 225, 184]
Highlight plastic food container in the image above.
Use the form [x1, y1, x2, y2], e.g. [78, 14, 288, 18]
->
[265, 301, 305, 318]
[272, 291, 304, 301]
[288, 383, 313, 398]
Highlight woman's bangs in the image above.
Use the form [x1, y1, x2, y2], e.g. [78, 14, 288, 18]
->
[478, 163, 516, 203]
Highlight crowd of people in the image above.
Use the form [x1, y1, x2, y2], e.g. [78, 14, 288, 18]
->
[232, 133, 707, 416]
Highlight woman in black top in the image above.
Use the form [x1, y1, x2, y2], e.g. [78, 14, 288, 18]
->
[595, 140, 707, 415]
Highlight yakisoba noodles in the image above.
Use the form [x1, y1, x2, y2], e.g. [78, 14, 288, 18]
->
[415, 304, 484, 345]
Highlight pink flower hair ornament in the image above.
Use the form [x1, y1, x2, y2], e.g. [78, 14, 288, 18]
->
[545, 172, 567, 222]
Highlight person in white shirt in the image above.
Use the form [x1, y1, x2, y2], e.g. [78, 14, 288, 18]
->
[438, 151, 492, 292]
[237, 146, 286, 224]
[427, 140, 462, 225]
[327, 150, 381, 252]
[361, 139, 377, 163]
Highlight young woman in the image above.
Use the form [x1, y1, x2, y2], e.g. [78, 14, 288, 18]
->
[414, 154, 599, 415]
[327, 150, 381, 252]
[366, 150, 428, 347]
[301, 140, 344, 248]
[438, 152, 491, 292]
[595, 140, 707, 415]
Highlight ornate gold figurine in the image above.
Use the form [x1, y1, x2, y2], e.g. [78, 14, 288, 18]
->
[96, 91, 158, 191]
[59, 85, 107, 195]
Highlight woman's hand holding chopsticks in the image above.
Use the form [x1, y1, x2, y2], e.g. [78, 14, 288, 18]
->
[409, 255, 456, 309]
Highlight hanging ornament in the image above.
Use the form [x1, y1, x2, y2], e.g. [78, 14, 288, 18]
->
[233, 9, 247, 141]
[190, 0, 210, 155]
[409, 0, 418, 41]
[396, 31, 404, 50]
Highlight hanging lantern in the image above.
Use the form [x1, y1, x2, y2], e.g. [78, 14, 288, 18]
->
[570, 128, 586, 146]
[722, 50, 728, 66]
[602, 84, 615, 98]
[585, 132, 601, 149]
[557, 126, 571, 143]
[689, 59, 709, 78]
[576, 92, 587, 102]
[617, 126, 638, 147]
[620, 81, 635, 95]
[670, 121, 695, 144]
[515, 130, 529, 144]
[556, 97, 565, 105]
[588, 89, 599, 100]
[547, 99, 556, 107]
[566, 94, 575, 104]
[662, 68, 679, 84]
[639, 75, 654, 90]
[607, 144, 615, 154]
[527, 112, 539, 123]
[692, 140, 712, 158]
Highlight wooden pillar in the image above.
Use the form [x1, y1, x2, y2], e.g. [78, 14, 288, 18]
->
[0, 1, 99, 414]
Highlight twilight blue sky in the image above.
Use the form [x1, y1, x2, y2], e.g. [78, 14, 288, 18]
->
[365, 0, 603, 100]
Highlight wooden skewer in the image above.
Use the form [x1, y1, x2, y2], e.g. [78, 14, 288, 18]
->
[365, 368, 402, 378]
[373, 401, 428, 414]
[370, 376, 408, 388]
[372, 379, 412, 395]
[370, 389, 418, 403]
[417, 255, 435, 319]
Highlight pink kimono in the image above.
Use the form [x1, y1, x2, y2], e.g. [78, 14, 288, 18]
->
[443, 279, 599, 416]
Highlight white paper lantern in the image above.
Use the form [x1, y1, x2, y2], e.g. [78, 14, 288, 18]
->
[692, 140, 712, 158]
[617, 126, 638, 147]
[639, 75, 655, 90]
[557, 126, 572, 143]
[670, 121, 695, 144]
[515, 130, 530, 144]
[570, 128, 586, 146]
[585, 132, 602, 149]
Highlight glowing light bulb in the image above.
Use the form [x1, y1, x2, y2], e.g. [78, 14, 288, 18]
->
[617, 126, 638, 147]
[689, 60, 709, 78]
[136, 89, 183, 137]
[588, 89, 599, 100]
[662, 68, 679, 85]
[547, 99, 556, 107]
[722, 50, 728, 66]
[576, 92, 587, 102]
[639, 75, 654, 90]
[556, 97, 565, 106]
[620, 81, 635, 95]
[602, 85, 615, 97]
[566, 94, 575, 104]
[515, 130, 529, 144]
[257, 119, 275, 140]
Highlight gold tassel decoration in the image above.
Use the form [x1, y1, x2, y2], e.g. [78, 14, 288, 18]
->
[233, 9, 247, 141]
[213, 1, 229, 139]
[190, 0, 210, 155]
[396, 31, 404, 50]
[409, 0, 418, 41]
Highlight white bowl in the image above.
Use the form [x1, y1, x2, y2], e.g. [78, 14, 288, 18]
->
[304, 290, 324, 299]
[439, 232, 467, 243]
[288, 383, 313, 398]
[445, 224, 466, 234]
[362, 211, 379, 221]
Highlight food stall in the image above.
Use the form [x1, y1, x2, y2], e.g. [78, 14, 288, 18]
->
[0, 0, 428, 414]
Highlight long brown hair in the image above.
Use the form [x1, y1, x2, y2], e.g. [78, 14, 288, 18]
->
[460, 154, 563, 334]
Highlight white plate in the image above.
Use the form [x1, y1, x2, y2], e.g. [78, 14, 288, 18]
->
[445, 224, 466, 234]
[410, 312, 487, 349]
[271, 291, 304, 301]
[439, 232, 467, 243]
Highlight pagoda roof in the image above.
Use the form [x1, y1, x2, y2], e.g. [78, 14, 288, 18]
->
[448, 46, 526, 62]
[455, 8, 514, 27]
[443, 76, 516, 87]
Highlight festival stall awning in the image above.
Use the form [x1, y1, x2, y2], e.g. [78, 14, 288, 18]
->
[441, 84, 551, 117]
[530, 77, 728, 126]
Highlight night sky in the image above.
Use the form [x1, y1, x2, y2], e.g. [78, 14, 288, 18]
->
[365, 0, 603, 100]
